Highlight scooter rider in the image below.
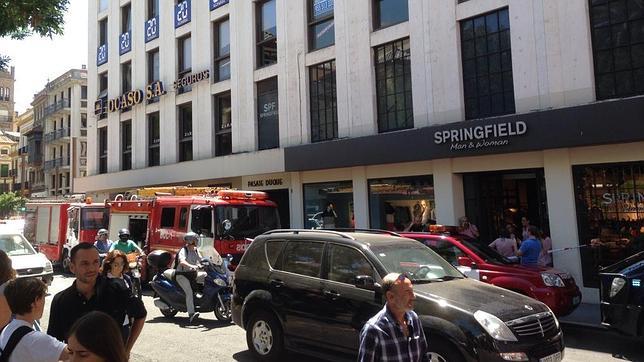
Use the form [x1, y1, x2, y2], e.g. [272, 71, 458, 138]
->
[94, 229, 113, 255]
[175, 232, 203, 323]
[109, 228, 144, 255]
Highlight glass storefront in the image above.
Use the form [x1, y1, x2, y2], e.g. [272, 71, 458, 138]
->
[574, 162, 644, 288]
[368, 175, 435, 231]
[304, 181, 354, 229]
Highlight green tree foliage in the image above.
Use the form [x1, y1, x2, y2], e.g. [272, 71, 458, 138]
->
[0, 192, 26, 219]
[0, 0, 70, 71]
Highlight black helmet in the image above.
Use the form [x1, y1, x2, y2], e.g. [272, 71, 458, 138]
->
[183, 232, 199, 244]
[118, 228, 130, 238]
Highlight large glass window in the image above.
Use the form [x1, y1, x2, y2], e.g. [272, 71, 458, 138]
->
[214, 19, 231, 81]
[148, 0, 159, 18]
[308, 0, 335, 50]
[304, 181, 354, 229]
[369, 175, 435, 231]
[148, 112, 160, 166]
[460, 8, 515, 119]
[121, 120, 132, 171]
[374, 38, 413, 133]
[309, 60, 337, 142]
[121, 3, 131, 32]
[373, 0, 409, 30]
[0, 164, 8, 178]
[590, 0, 644, 99]
[214, 93, 232, 156]
[121, 61, 132, 94]
[178, 35, 192, 93]
[257, 0, 277, 67]
[257, 77, 279, 150]
[147, 48, 160, 103]
[98, 72, 108, 120]
[98, 127, 107, 174]
[573, 162, 644, 288]
[178, 103, 193, 162]
[99, 18, 108, 45]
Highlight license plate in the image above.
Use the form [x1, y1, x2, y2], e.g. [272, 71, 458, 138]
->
[573, 296, 581, 305]
[540, 352, 562, 362]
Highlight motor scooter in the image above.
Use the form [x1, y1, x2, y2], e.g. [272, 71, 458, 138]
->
[147, 250, 233, 322]
[126, 253, 143, 300]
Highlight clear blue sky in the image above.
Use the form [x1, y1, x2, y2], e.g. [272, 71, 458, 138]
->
[0, 0, 88, 114]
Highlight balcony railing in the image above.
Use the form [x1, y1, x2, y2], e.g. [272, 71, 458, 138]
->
[43, 98, 70, 118]
[44, 157, 70, 171]
[8, 169, 16, 177]
[0, 115, 10, 123]
[43, 127, 70, 142]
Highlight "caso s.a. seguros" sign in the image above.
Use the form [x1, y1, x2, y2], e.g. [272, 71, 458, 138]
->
[434, 121, 527, 151]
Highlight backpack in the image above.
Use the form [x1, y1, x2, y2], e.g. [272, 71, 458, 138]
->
[0, 325, 33, 362]
[173, 246, 188, 270]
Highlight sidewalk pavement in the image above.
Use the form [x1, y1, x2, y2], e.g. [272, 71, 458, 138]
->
[559, 303, 605, 329]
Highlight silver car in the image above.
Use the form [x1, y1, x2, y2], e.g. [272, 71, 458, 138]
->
[1, 233, 54, 285]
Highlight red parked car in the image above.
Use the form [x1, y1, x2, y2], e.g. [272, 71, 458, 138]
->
[400, 231, 582, 316]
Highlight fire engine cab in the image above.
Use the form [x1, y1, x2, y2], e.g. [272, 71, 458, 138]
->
[106, 187, 280, 279]
[23, 197, 109, 270]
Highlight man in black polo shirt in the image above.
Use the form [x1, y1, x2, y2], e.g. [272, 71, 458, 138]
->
[47, 243, 146, 356]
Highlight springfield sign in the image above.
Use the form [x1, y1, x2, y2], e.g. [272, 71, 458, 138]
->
[434, 121, 527, 151]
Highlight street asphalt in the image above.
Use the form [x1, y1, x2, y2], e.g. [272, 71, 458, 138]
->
[40, 274, 643, 362]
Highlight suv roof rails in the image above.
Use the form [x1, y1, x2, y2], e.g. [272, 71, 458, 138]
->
[262, 229, 356, 240]
[327, 228, 402, 237]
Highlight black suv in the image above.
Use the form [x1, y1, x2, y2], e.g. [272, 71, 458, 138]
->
[232, 230, 565, 362]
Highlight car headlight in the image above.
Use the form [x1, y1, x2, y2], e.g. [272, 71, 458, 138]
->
[610, 278, 626, 298]
[214, 278, 226, 287]
[541, 273, 565, 288]
[473, 310, 517, 342]
[44, 261, 53, 273]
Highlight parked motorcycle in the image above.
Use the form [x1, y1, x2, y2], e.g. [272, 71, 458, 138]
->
[147, 250, 233, 322]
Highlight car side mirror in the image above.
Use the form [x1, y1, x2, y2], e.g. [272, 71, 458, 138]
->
[458, 256, 476, 268]
[354, 275, 376, 290]
[33, 244, 39, 252]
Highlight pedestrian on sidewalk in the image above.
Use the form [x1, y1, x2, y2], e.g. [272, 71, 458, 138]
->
[101, 250, 134, 343]
[0, 250, 16, 327]
[458, 216, 479, 240]
[516, 226, 542, 266]
[47, 243, 146, 357]
[358, 273, 428, 362]
[67, 311, 128, 362]
[489, 228, 518, 258]
[0, 278, 70, 362]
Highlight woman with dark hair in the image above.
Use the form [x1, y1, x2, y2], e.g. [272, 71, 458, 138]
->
[0, 249, 17, 327]
[489, 228, 518, 258]
[100, 250, 133, 342]
[67, 311, 128, 362]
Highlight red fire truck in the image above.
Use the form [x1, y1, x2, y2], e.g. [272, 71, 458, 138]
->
[23, 197, 110, 271]
[105, 187, 281, 280]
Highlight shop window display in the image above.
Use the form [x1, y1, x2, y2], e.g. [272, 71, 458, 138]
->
[368, 176, 435, 231]
[304, 181, 354, 229]
[574, 162, 644, 288]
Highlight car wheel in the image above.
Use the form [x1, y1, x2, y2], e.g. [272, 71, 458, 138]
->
[246, 311, 284, 361]
[428, 336, 464, 362]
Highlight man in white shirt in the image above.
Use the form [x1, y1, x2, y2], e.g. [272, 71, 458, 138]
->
[175, 232, 203, 323]
[0, 278, 69, 362]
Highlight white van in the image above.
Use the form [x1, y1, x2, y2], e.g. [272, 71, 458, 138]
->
[0, 232, 54, 285]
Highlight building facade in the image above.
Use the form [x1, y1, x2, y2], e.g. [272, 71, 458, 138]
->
[14, 109, 34, 196]
[0, 66, 15, 132]
[81, 0, 644, 302]
[27, 69, 88, 197]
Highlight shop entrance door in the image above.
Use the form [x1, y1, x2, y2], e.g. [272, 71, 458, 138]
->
[463, 169, 549, 242]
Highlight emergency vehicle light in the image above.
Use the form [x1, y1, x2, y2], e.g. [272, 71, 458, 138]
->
[217, 190, 268, 200]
